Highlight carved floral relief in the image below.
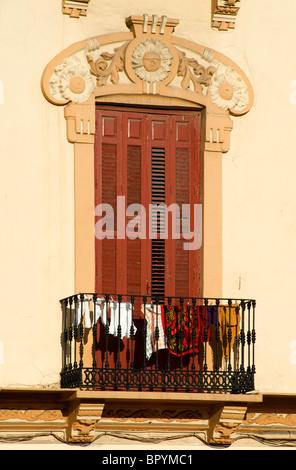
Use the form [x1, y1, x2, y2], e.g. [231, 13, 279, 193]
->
[50, 55, 95, 104]
[44, 14, 253, 117]
[131, 39, 172, 83]
[208, 65, 249, 111]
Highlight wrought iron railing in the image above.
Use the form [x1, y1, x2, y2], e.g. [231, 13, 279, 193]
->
[60, 294, 256, 394]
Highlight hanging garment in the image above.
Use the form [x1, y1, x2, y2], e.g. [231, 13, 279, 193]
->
[207, 305, 218, 326]
[197, 306, 213, 344]
[162, 305, 213, 356]
[74, 295, 92, 328]
[93, 297, 107, 325]
[108, 301, 137, 339]
[218, 304, 241, 358]
[141, 304, 167, 360]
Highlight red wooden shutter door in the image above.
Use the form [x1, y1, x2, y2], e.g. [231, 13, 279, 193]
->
[170, 113, 201, 299]
[95, 107, 201, 304]
[95, 109, 122, 295]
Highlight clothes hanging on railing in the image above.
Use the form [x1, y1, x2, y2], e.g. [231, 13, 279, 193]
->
[74, 295, 92, 328]
[108, 300, 137, 339]
[161, 305, 213, 356]
[93, 297, 107, 325]
[141, 304, 167, 360]
[218, 304, 241, 358]
[141, 303, 214, 359]
[74, 296, 137, 339]
[161, 305, 196, 356]
[75, 296, 108, 328]
[207, 305, 218, 326]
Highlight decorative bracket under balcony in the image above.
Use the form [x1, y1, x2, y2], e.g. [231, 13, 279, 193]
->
[62, 0, 90, 18]
[212, 0, 242, 31]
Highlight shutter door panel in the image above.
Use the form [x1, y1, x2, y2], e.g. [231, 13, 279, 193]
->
[171, 114, 201, 298]
[175, 146, 190, 298]
[126, 144, 142, 297]
[102, 143, 117, 294]
[95, 110, 122, 294]
[123, 113, 148, 316]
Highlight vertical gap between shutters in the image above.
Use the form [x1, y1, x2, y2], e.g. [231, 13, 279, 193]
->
[151, 147, 165, 302]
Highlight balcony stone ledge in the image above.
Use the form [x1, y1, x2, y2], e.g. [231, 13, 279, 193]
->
[1, 388, 296, 448]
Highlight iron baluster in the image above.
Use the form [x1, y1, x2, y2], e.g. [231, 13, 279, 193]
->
[142, 296, 147, 370]
[68, 296, 73, 370]
[117, 295, 122, 371]
[92, 294, 97, 370]
[246, 300, 251, 375]
[130, 295, 135, 370]
[63, 298, 68, 372]
[104, 294, 110, 370]
[79, 294, 84, 369]
[252, 300, 256, 377]
[179, 297, 184, 371]
[166, 297, 172, 380]
[191, 298, 196, 371]
[204, 298, 209, 372]
[154, 296, 159, 371]
[240, 300, 246, 375]
[73, 295, 78, 369]
[215, 299, 220, 371]
[227, 299, 233, 373]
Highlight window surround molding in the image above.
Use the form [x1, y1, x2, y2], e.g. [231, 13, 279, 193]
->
[41, 14, 254, 297]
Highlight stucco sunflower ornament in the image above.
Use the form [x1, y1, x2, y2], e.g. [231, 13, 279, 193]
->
[209, 65, 249, 111]
[50, 57, 95, 104]
[132, 39, 173, 83]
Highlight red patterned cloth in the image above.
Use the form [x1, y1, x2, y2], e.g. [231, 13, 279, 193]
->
[161, 305, 212, 356]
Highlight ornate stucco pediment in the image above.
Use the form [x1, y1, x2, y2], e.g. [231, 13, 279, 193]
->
[42, 14, 253, 114]
[41, 14, 253, 151]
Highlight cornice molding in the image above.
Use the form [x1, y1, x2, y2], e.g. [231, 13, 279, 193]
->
[212, 0, 241, 31]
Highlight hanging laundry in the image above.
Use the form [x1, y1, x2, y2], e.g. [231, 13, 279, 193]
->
[197, 306, 213, 344]
[218, 304, 241, 358]
[93, 297, 107, 326]
[162, 305, 212, 356]
[207, 304, 218, 326]
[108, 300, 137, 339]
[141, 304, 166, 360]
[74, 295, 92, 328]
